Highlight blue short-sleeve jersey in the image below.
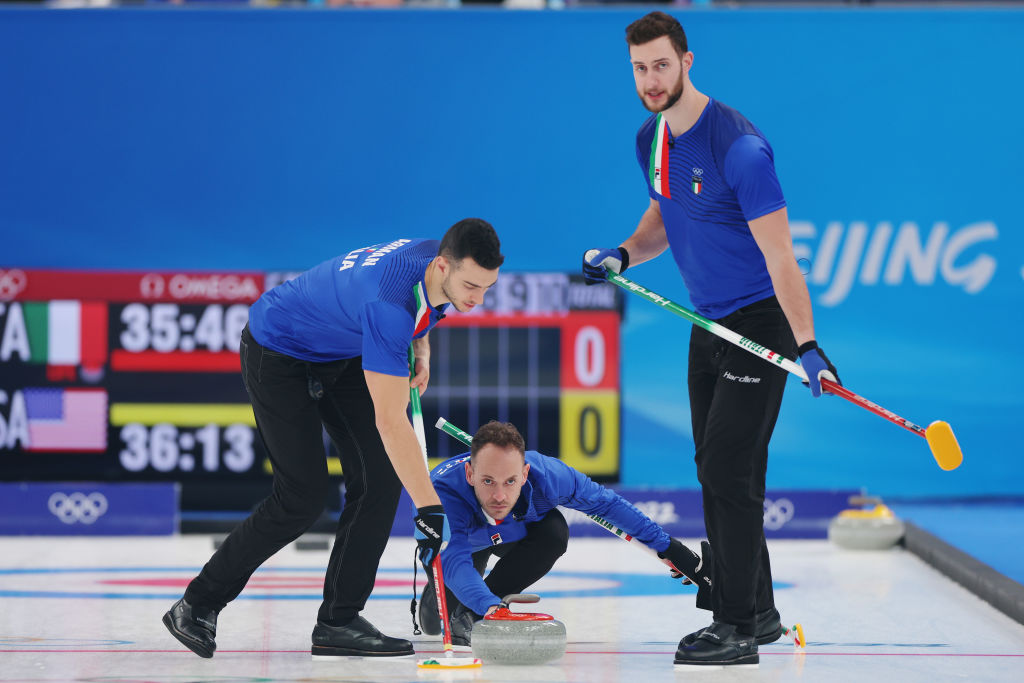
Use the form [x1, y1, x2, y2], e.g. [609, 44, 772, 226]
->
[247, 238, 448, 376]
[636, 99, 787, 318]
[430, 451, 671, 615]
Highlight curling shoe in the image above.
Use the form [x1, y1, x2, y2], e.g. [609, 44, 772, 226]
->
[311, 616, 414, 657]
[162, 598, 218, 658]
[752, 606, 784, 645]
[679, 606, 784, 647]
[449, 604, 479, 647]
[418, 578, 441, 636]
[674, 621, 758, 668]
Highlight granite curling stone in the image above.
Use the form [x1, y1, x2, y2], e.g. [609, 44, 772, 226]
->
[471, 594, 567, 665]
[828, 503, 905, 550]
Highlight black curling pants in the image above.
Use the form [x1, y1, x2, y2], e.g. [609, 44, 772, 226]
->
[184, 325, 403, 625]
[687, 296, 796, 636]
[437, 508, 569, 616]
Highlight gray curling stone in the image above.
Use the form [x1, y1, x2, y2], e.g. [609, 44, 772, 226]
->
[471, 593, 566, 665]
[828, 504, 905, 550]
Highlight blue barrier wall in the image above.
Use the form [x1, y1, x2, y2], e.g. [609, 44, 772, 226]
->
[2, 8, 1020, 496]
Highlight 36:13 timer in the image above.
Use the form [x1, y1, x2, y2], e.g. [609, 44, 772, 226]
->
[119, 423, 254, 473]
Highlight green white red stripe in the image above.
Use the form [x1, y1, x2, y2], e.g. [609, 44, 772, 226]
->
[648, 113, 672, 198]
[21, 300, 108, 370]
[412, 282, 431, 337]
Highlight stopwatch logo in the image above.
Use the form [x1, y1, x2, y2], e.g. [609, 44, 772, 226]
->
[47, 492, 109, 525]
[763, 497, 795, 530]
[0, 269, 27, 301]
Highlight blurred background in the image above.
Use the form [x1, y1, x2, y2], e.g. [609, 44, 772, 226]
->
[1, 2, 1021, 540]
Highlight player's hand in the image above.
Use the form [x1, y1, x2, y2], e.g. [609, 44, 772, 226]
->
[798, 341, 841, 398]
[410, 354, 430, 396]
[582, 247, 629, 285]
[658, 538, 712, 589]
[414, 505, 450, 569]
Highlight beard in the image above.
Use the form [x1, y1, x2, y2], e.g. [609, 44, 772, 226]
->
[441, 273, 469, 313]
[638, 71, 684, 113]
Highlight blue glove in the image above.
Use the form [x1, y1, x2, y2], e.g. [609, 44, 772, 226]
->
[798, 341, 841, 398]
[413, 505, 450, 569]
[582, 247, 629, 285]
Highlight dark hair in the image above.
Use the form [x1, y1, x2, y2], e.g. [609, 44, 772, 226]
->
[625, 11, 688, 57]
[438, 218, 504, 270]
[470, 421, 526, 462]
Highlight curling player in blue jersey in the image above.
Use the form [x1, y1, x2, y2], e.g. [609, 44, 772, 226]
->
[415, 421, 712, 646]
[163, 218, 503, 659]
[582, 12, 841, 669]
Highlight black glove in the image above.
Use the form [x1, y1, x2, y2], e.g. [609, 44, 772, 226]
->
[582, 247, 629, 285]
[658, 538, 713, 610]
[798, 340, 841, 398]
[658, 538, 708, 584]
[695, 541, 713, 611]
[413, 505, 450, 570]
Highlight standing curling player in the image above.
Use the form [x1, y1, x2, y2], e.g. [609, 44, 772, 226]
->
[163, 218, 503, 658]
[582, 12, 840, 668]
[417, 421, 711, 645]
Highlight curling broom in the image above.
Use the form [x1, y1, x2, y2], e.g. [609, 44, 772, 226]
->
[604, 272, 962, 472]
[409, 346, 482, 670]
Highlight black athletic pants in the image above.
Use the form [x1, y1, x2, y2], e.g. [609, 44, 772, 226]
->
[435, 508, 569, 617]
[688, 296, 796, 636]
[184, 325, 403, 625]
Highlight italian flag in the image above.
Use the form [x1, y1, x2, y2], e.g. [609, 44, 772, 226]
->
[22, 301, 108, 371]
[648, 113, 672, 198]
[412, 282, 431, 337]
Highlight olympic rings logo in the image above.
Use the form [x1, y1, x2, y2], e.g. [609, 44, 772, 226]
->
[763, 497, 795, 530]
[0, 269, 28, 301]
[47, 492, 109, 525]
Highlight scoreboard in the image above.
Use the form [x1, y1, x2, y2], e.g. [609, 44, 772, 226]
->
[0, 268, 624, 505]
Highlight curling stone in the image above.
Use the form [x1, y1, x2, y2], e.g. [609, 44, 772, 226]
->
[828, 503, 905, 550]
[471, 594, 566, 665]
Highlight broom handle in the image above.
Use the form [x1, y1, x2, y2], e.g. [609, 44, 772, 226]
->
[409, 345, 455, 654]
[605, 272, 962, 470]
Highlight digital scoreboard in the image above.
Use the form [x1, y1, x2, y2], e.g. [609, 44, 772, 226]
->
[0, 268, 623, 504]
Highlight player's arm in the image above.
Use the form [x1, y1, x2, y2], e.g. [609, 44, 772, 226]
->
[748, 207, 841, 396]
[439, 530, 503, 617]
[621, 198, 671, 267]
[411, 333, 430, 395]
[582, 198, 669, 282]
[553, 459, 669, 549]
[748, 206, 815, 347]
[363, 369, 441, 509]
[549, 457, 709, 587]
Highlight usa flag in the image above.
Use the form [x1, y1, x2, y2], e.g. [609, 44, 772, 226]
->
[24, 388, 108, 452]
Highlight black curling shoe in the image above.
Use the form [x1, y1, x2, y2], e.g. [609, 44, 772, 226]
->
[449, 604, 480, 647]
[311, 616, 414, 657]
[674, 621, 759, 668]
[162, 598, 218, 658]
[418, 579, 441, 636]
[679, 606, 784, 647]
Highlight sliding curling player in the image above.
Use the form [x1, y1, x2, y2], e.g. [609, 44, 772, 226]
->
[414, 420, 711, 663]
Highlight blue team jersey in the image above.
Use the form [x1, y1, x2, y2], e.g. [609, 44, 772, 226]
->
[247, 238, 448, 376]
[430, 451, 671, 615]
[636, 99, 787, 319]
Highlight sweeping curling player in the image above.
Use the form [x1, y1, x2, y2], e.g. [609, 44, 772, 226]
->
[604, 272, 963, 472]
[409, 346, 482, 671]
